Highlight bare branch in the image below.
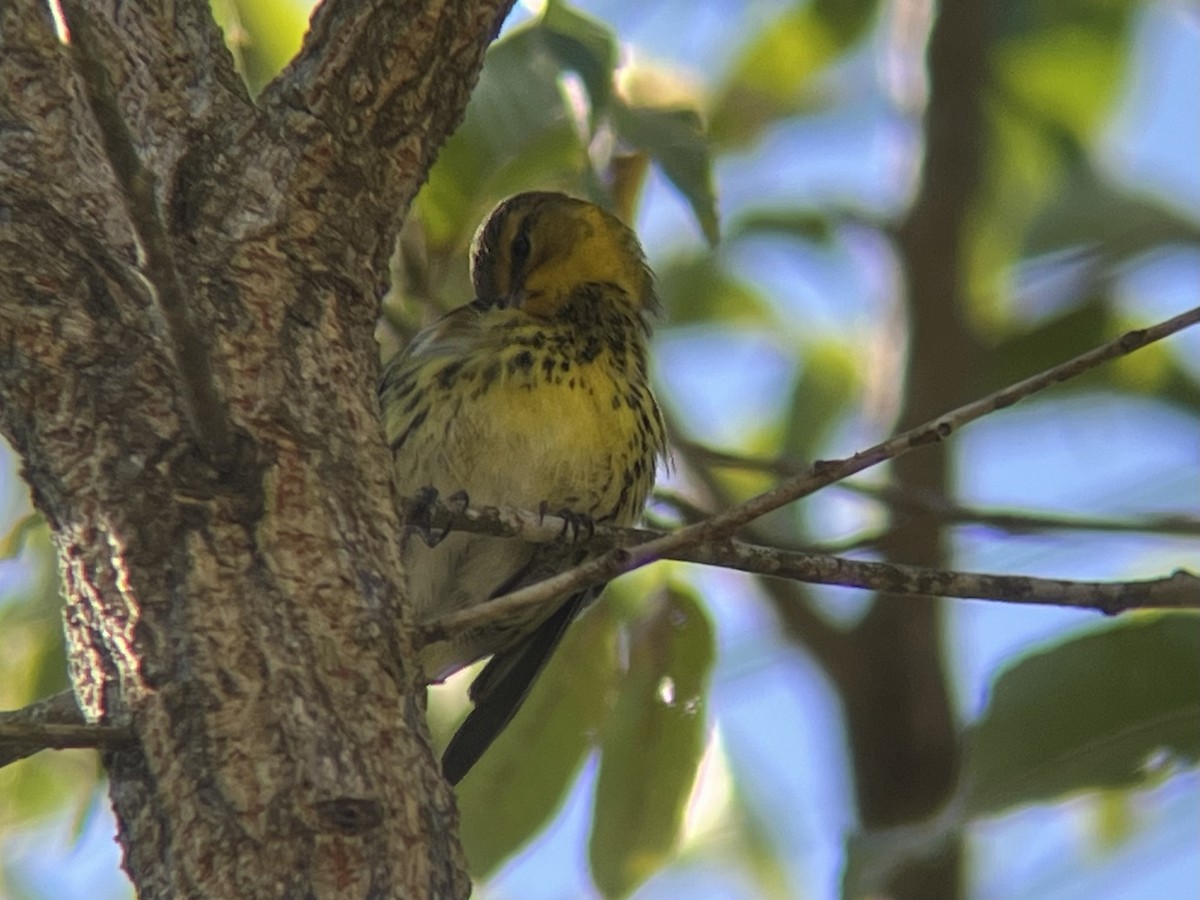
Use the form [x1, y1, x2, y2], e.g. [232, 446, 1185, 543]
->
[670, 448, 1200, 538]
[0, 722, 134, 752]
[853, 484, 1200, 537]
[660, 424, 856, 679]
[424, 307, 1200, 642]
[689, 546, 1198, 615]
[407, 495, 1197, 627]
[58, 0, 239, 469]
[0, 690, 133, 768]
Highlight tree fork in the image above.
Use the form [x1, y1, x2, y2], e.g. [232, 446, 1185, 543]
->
[0, 1, 516, 896]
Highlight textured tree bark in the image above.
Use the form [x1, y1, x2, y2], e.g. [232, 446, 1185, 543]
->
[0, 0, 513, 896]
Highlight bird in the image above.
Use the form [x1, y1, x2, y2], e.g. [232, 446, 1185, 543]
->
[379, 191, 668, 784]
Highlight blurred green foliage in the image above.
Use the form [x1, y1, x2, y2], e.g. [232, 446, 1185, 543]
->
[966, 613, 1200, 816]
[3, 0, 1198, 897]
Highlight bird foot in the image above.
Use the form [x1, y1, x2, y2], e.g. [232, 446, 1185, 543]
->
[412, 487, 470, 548]
[538, 501, 595, 543]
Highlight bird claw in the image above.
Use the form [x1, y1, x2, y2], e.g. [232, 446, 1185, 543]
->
[445, 490, 470, 516]
[412, 486, 471, 548]
[543, 506, 594, 543]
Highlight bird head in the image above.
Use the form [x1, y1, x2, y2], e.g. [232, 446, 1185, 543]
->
[469, 192, 656, 324]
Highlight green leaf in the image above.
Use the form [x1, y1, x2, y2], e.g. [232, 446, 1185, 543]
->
[210, 0, 310, 93]
[656, 255, 772, 327]
[1023, 167, 1200, 262]
[990, 0, 1139, 142]
[456, 605, 619, 877]
[590, 586, 715, 899]
[992, 0, 1138, 46]
[985, 296, 1115, 391]
[727, 209, 837, 245]
[539, 0, 618, 118]
[812, 0, 881, 46]
[611, 102, 719, 245]
[995, 30, 1127, 139]
[965, 614, 1200, 817]
[1, 513, 43, 560]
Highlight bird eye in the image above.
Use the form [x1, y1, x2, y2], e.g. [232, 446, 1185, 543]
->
[511, 232, 532, 265]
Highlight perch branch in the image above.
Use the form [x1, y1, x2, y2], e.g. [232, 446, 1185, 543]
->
[423, 306, 1200, 643]
[405, 496, 1198, 637]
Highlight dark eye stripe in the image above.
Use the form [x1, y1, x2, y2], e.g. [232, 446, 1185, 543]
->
[508, 217, 535, 288]
[511, 231, 531, 263]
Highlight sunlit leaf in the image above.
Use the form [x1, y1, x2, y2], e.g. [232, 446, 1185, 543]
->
[590, 586, 714, 899]
[0, 753, 101, 832]
[210, 0, 311, 93]
[965, 614, 1200, 817]
[994, 31, 1126, 139]
[1090, 788, 1137, 852]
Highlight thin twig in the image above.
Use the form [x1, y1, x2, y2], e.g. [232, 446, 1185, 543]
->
[407, 496, 1199, 645]
[675, 446, 1200, 538]
[424, 307, 1200, 643]
[59, 0, 237, 470]
[663, 423, 855, 680]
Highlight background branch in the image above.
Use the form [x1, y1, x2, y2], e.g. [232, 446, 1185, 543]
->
[674, 446, 1200, 538]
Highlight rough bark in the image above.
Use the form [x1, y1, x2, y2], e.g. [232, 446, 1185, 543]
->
[0, 0, 513, 896]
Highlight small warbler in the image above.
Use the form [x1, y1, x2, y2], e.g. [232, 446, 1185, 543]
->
[380, 192, 667, 784]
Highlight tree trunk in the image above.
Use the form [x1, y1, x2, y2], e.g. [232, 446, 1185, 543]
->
[840, 1, 989, 896]
[0, 1, 512, 895]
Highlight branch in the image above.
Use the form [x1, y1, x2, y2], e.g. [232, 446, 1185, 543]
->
[662, 425, 855, 681]
[422, 306, 1200, 643]
[0, 691, 133, 768]
[58, 0, 238, 470]
[253, 0, 516, 254]
[9, 491, 1193, 768]
[408, 496, 1198, 643]
[671, 447, 1200, 538]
